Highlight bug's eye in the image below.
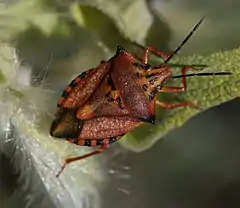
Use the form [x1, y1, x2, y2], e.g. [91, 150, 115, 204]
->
[157, 85, 163, 91]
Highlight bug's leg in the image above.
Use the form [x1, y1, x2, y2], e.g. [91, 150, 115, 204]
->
[156, 100, 199, 109]
[143, 46, 172, 64]
[132, 42, 171, 64]
[56, 143, 109, 177]
[158, 66, 200, 93]
[156, 66, 200, 109]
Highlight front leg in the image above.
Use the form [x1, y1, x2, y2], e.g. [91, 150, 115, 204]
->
[132, 42, 172, 64]
[143, 46, 172, 65]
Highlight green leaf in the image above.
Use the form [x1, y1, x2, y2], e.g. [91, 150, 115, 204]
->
[69, 3, 136, 52]
[0, 43, 14, 84]
[0, 70, 5, 83]
[121, 48, 240, 151]
[0, 0, 59, 40]
[70, 0, 153, 43]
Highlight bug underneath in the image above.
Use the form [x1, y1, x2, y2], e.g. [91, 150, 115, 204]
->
[50, 16, 232, 177]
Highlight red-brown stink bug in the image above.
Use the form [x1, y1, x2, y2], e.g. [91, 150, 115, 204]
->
[50, 16, 232, 177]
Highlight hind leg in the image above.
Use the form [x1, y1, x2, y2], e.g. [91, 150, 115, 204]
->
[56, 142, 109, 177]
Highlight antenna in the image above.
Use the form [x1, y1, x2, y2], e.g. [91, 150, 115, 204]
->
[172, 72, 232, 79]
[164, 16, 205, 64]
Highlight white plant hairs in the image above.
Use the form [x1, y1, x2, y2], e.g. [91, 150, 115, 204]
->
[0, 42, 106, 208]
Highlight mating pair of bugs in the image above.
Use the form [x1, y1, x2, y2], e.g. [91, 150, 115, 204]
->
[50, 17, 232, 177]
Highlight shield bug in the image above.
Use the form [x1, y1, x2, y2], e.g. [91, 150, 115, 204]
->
[50, 16, 232, 177]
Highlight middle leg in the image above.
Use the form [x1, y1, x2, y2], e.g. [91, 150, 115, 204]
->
[158, 66, 200, 93]
[156, 100, 199, 109]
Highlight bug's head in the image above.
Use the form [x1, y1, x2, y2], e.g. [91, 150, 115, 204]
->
[136, 64, 172, 101]
[131, 16, 207, 102]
